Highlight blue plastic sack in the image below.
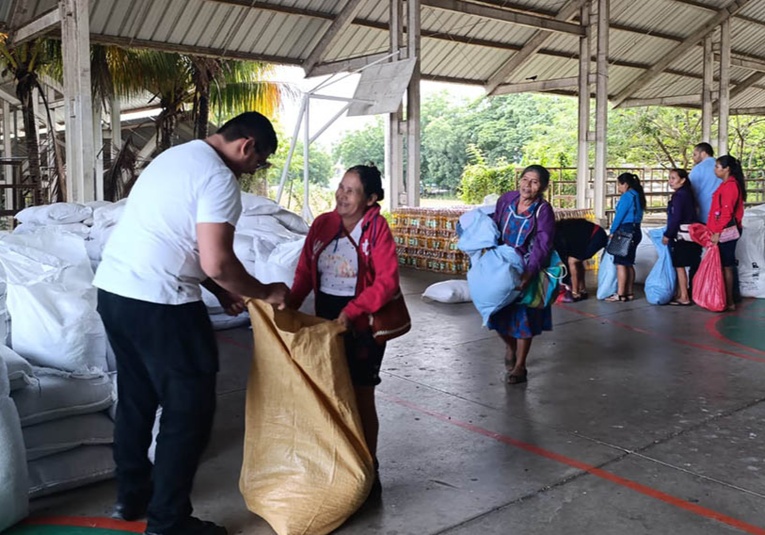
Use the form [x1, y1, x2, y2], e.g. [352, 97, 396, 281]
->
[596, 251, 617, 300]
[457, 208, 499, 264]
[467, 244, 524, 326]
[645, 227, 677, 305]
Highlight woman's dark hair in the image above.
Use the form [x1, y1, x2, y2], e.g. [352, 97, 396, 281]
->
[670, 168, 697, 213]
[520, 164, 551, 193]
[716, 155, 747, 202]
[347, 164, 385, 202]
[617, 172, 647, 210]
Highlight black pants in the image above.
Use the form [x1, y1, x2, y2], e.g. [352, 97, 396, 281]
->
[97, 290, 218, 534]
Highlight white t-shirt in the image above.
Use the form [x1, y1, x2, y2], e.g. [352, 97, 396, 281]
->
[318, 221, 362, 297]
[94, 140, 242, 305]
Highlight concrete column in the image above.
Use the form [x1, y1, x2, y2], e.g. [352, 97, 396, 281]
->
[594, 0, 609, 222]
[60, 0, 95, 203]
[386, 0, 405, 210]
[701, 36, 713, 144]
[406, 0, 421, 208]
[718, 19, 730, 156]
[576, 1, 591, 210]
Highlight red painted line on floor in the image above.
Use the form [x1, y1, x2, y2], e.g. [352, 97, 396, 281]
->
[23, 516, 145, 532]
[215, 332, 252, 351]
[557, 303, 765, 364]
[381, 393, 765, 535]
[703, 306, 765, 357]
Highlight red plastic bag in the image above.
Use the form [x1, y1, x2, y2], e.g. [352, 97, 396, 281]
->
[692, 245, 726, 312]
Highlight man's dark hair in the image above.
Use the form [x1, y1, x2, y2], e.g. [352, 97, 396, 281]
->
[694, 142, 714, 158]
[216, 112, 278, 154]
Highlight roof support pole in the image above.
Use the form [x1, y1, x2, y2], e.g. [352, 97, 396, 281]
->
[576, 0, 591, 210]
[718, 19, 731, 156]
[110, 96, 122, 160]
[93, 107, 104, 201]
[385, 0, 405, 210]
[594, 0, 608, 222]
[2, 102, 13, 211]
[701, 36, 713, 143]
[406, 0, 422, 208]
[60, 0, 96, 203]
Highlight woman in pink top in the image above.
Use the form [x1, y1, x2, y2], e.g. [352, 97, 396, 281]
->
[707, 155, 746, 311]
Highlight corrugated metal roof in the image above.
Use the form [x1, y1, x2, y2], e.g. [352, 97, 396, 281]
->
[3, 0, 765, 111]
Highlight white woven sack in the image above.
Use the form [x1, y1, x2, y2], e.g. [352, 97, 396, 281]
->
[28, 444, 115, 498]
[0, 345, 34, 392]
[422, 280, 471, 303]
[11, 368, 115, 427]
[240, 193, 281, 216]
[0, 231, 107, 372]
[15, 203, 91, 225]
[23, 412, 114, 461]
[0, 396, 29, 530]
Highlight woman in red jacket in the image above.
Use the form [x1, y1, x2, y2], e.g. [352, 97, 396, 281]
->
[288, 164, 399, 495]
[707, 155, 746, 311]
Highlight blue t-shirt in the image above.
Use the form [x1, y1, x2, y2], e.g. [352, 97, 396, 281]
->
[610, 189, 643, 233]
[689, 157, 721, 224]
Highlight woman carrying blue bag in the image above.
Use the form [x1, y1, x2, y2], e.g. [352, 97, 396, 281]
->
[489, 165, 555, 385]
[662, 169, 701, 306]
[606, 172, 646, 302]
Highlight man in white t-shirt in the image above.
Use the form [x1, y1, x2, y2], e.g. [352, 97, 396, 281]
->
[94, 112, 288, 535]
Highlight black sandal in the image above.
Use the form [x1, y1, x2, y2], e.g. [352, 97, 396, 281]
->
[506, 370, 528, 384]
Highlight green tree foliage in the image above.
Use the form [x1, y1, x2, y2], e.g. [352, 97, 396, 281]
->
[330, 91, 765, 201]
[458, 146, 515, 204]
[332, 117, 385, 172]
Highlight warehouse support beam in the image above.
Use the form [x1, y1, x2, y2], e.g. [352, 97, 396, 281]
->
[60, 0, 96, 203]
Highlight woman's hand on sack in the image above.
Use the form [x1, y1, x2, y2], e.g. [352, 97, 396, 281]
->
[519, 271, 533, 290]
[218, 290, 246, 316]
[710, 233, 720, 246]
[662, 236, 669, 246]
[335, 311, 351, 328]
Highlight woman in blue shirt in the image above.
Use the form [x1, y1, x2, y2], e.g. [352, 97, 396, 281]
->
[606, 172, 646, 302]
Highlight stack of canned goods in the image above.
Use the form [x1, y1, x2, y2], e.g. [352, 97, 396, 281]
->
[391, 207, 596, 275]
[391, 207, 471, 274]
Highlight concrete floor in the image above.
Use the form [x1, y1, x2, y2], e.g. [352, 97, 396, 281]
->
[29, 267, 765, 535]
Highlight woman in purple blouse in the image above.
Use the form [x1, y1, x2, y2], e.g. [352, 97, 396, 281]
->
[490, 165, 556, 385]
[662, 168, 701, 305]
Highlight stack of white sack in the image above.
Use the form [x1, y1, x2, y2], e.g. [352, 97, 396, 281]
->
[13, 202, 94, 240]
[736, 204, 765, 298]
[86, 200, 127, 270]
[0, 346, 28, 531]
[203, 193, 311, 329]
[0, 230, 116, 503]
[0, 229, 108, 373]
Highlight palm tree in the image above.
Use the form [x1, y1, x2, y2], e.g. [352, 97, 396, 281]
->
[189, 56, 286, 139]
[0, 35, 59, 205]
[98, 49, 289, 153]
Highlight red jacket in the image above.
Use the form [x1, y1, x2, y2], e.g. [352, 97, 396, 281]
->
[290, 204, 400, 332]
[707, 178, 744, 234]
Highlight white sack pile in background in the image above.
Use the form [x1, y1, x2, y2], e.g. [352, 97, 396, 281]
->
[0, 230, 107, 372]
